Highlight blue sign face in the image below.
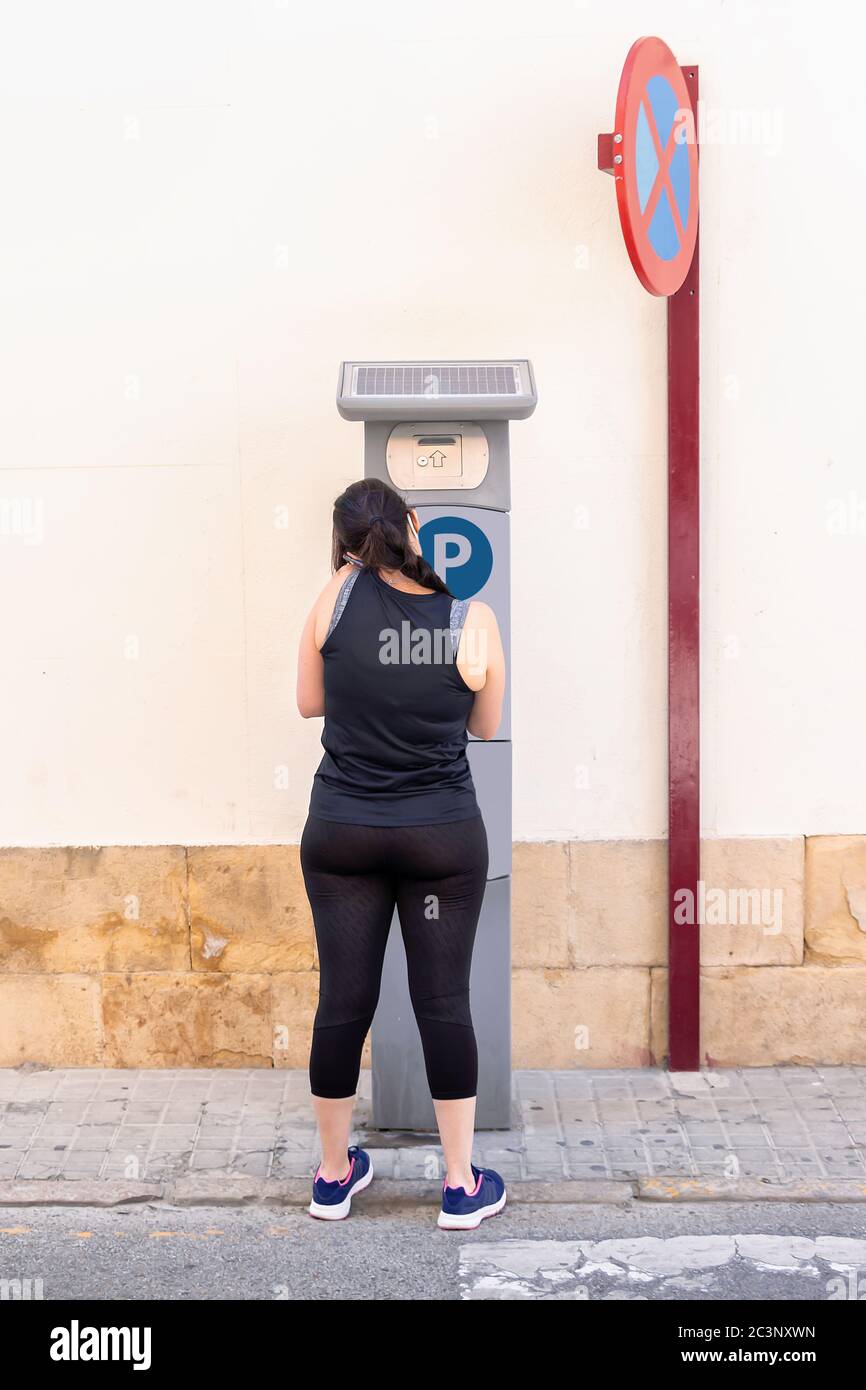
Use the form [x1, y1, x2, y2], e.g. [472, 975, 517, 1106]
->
[419, 515, 494, 600]
[635, 74, 691, 262]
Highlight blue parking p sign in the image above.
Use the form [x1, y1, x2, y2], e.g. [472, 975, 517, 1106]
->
[419, 515, 494, 600]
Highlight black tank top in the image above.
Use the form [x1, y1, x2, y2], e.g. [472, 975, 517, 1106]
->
[308, 565, 480, 826]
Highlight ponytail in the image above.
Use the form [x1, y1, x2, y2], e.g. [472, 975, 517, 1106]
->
[331, 480, 452, 596]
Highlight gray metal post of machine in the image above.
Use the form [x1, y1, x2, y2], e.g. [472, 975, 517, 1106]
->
[336, 361, 537, 1130]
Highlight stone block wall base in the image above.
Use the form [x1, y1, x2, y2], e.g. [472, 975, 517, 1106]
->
[0, 836, 863, 1067]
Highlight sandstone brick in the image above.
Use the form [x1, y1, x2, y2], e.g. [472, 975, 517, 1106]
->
[805, 836, 866, 965]
[188, 846, 315, 973]
[101, 973, 271, 1067]
[568, 840, 666, 966]
[512, 967, 651, 1068]
[512, 842, 570, 968]
[699, 838, 804, 966]
[567, 839, 804, 969]
[271, 970, 371, 1072]
[650, 969, 671, 1066]
[0, 975, 102, 1066]
[651, 964, 866, 1067]
[0, 847, 188, 973]
[272, 971, 318, 1068]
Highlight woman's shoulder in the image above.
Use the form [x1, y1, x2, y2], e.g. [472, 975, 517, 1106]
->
[462, 599, 498, 629]
[327, 561, 357, 592]
[313, 564, 361, 647]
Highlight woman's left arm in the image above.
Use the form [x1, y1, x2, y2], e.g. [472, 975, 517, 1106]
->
[296, 602, 325, 718]
[297, 566, 355, 717]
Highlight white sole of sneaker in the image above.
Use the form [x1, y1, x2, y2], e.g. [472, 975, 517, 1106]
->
[308, 1161, 374, 1220]
[437, 1188, 506, 1230]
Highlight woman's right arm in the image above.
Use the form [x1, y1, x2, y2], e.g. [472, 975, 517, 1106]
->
[459, 601, 505, 741]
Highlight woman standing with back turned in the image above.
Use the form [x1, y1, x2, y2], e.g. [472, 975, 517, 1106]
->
[296, 478, 506, 1229]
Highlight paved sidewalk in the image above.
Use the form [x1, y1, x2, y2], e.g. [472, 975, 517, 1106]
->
[2, 1065, 866, 1188]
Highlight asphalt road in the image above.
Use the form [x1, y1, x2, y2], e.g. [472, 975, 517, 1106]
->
[3, 1200, 866, 1301]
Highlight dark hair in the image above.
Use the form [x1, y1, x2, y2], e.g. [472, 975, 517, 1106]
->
[330, 479, 451, 596]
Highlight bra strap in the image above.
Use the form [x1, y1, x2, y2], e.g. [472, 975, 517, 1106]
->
[325, 567, 361, 642]
[449, 597, 471, 656]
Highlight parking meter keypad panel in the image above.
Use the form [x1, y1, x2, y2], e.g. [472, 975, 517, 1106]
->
[385, 421, 489, 491]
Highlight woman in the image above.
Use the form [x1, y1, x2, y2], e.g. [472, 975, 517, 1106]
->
[296, 478, 506, 1229]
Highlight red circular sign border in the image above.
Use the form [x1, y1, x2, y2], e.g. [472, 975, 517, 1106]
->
[614, 37, 699, 297]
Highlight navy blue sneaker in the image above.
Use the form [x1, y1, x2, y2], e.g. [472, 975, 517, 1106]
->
[308, 1146, 373, 1220]
[438, 1164, 506, 1230]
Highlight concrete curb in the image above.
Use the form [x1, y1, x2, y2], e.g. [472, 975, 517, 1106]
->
[637, 1177, 866, 1203]
[0, 1176, 634, 1208]
[168, 1176, 636, 1208]
[2, 1175, 866, 1208]
[0, 1181, 162, 1207]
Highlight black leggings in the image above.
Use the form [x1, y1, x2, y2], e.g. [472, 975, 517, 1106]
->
[300, 814, 488, 1101]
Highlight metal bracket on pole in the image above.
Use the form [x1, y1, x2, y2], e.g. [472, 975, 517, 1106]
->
[597, 133, 615, 174]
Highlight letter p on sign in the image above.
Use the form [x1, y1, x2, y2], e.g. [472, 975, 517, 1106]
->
[433, 532, 472, 576]
[419, 515, 494, 600]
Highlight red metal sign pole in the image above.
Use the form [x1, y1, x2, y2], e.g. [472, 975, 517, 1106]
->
[667, 65, 700, 1071]
[598, 40, 701, 1069]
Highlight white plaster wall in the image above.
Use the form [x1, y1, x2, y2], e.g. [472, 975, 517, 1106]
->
[0, 0, 863, 844]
